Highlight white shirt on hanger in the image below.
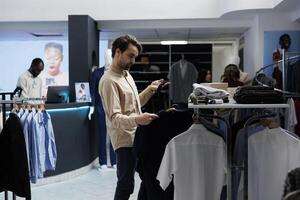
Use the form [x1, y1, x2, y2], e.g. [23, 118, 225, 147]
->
[157, 124, 227, 200]
[245, 127, 300, 200]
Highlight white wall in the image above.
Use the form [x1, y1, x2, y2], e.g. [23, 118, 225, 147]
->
[212, 45, 235, 82]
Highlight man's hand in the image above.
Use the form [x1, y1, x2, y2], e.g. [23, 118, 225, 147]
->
[148, 79, 169, 93]
[135, 113, 159, 125]
[88, 106, 95, 120]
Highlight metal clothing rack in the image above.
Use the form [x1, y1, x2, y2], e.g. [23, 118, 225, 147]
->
[189, 102, 289, 200]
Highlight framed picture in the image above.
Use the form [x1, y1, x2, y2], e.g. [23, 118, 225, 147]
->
[75, 82, 91, 102]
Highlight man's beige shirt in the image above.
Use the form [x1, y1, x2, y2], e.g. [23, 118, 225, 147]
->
[99, 66, 153, 150]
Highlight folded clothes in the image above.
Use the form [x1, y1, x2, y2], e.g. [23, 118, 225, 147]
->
[192, 83, 229, 99]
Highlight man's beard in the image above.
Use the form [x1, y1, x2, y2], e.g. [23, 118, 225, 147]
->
[120, 62, 131, 70]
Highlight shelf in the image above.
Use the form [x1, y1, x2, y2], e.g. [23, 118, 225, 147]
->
[188, 100, 289, 109]
[130, 71, 169, 74]
[140, 52, 169, 55]
[171, 52, 211, 55]
[134, 62, 169, 65]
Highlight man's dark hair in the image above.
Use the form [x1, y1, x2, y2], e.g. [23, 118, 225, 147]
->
[30, 58, 44, 68]
[44, 42, 63, 53]
[279, 33, 291, 49]
[111, 34, 142, 58]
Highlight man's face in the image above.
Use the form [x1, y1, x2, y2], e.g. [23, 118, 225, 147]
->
[116, 44, 138, 70]
[45, 47, 63, 76]
[282, 36, 291, 50]
[31, 62, 44, 77]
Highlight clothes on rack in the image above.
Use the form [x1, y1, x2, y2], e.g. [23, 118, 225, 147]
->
[133, 109, 193, 200]
[283, 167, 300, 199]
[0, 109, 2, 133]
[285, 98, 298, 132]
[157, 123, 227, 200]
[237, 127, 300, 200]
[20, 107, 56, 183]
[169, 59, 198, 104]
[286, 60, 300, 93]
[0, 113, 31, 199]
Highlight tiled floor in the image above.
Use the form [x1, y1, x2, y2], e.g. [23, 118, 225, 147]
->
[0, 168, 141, 200]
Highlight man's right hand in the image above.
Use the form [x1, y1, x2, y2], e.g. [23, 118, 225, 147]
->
[135, 113, 159, 125]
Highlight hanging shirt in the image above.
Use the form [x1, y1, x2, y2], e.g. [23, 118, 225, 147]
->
[244, 127, 300, 200]
[285, 98, 297, 132]
[134, 109, 193, 200]
[157, 124, 227, 200]
[169, 59, 198, 103]
[0, 109, 3, 133]
[42, 111, 57, 171]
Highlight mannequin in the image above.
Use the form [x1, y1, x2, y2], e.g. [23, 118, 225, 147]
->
[88, 49, 116, 169]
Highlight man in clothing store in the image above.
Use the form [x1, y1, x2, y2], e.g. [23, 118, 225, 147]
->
[16, 58, 44, 98]
[99, 34, 164, 200]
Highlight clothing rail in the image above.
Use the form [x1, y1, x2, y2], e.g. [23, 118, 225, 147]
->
[254, 52, 300, 99]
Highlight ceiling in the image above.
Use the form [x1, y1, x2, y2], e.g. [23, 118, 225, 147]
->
[0, 0, 298, 42]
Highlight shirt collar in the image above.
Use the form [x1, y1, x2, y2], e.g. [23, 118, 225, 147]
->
[110, 65, 128, 77]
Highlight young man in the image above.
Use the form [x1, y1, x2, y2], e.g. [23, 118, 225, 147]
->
[99, 35, 163, 200]
[40, 42, 69, 96]
[17, 58, 44, 99]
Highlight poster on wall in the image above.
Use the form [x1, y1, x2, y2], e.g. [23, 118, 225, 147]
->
[75, 82, 91, 102]
[0, 40, 69, 95]
[263, 31, 300, 75]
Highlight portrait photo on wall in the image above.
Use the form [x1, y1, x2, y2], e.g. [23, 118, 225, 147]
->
[75, 82, 91, 102]
[0, 40, 69, 92]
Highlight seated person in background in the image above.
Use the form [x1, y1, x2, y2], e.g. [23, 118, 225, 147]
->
[221, 64, 244, 87]
[198, 69, 212, 83]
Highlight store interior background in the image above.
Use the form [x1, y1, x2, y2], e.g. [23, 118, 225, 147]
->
[0, 0, 300, 93]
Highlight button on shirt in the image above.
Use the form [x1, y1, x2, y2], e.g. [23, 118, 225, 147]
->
[157, 124, 227, 200]
[99, 66, 153, 150]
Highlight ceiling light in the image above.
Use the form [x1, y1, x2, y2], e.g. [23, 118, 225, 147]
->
[30, 32, 63, 37]
[160, 40, 188, 45]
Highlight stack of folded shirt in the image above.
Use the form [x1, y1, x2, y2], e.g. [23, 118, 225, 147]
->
[189, 83, 229, 104]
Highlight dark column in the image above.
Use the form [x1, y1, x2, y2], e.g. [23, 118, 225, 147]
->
[68, 15, 99, 102]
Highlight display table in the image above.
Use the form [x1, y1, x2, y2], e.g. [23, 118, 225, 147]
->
[42, 102, 99, 179]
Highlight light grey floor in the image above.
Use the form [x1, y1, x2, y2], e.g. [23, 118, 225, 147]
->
[0, 168, 141, 200]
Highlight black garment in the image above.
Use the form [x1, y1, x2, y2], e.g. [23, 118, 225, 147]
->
[283, 167, 300, 198]
[272, 66, 283, 89]
[286, 60, 300, 93]
[134, 109, 193, 200]
[0, 113, 31, 199]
